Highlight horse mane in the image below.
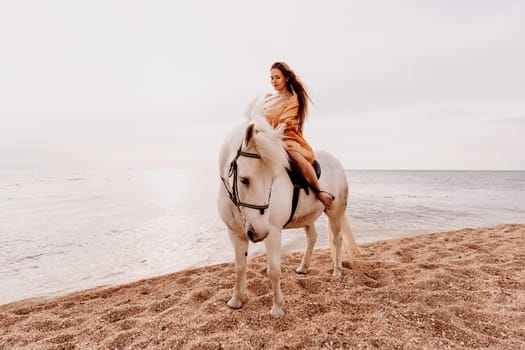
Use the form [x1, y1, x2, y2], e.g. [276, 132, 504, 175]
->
[250, 116, 290, 174]
[243, 94, 266, 121]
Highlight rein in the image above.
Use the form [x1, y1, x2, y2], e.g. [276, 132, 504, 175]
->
[221, 144, 271, 215]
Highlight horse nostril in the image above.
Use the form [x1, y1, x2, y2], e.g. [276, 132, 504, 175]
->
[247, 230, 255, 241]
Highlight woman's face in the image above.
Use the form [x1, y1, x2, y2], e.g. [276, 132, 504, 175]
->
[270, 68, 288, 93]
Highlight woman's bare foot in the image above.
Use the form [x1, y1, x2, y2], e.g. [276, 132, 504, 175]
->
[317, 191, 334, 210]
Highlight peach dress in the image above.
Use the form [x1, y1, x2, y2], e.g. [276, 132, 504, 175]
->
[262, 93, 315, 164]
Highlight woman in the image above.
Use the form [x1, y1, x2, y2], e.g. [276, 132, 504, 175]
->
[262, 61, 334, 210]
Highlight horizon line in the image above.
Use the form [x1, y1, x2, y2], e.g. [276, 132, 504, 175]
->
[0, 167, 524, 172]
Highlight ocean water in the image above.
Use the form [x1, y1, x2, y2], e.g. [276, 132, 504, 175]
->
[1, 169, 524, 305]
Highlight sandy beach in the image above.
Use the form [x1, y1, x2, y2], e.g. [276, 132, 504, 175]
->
[1, 224, 524, 349]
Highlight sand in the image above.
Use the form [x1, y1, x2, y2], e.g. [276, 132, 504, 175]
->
[1, 224, 524, 349]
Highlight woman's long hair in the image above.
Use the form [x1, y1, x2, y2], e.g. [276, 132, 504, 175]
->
[271, 62, 311, 134]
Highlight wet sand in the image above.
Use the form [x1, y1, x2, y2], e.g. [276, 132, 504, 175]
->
[1, 224, 524, 349]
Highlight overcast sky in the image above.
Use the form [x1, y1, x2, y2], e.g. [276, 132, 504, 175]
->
[1, 1, 524, 170]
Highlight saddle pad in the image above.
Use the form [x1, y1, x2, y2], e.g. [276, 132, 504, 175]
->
[286, 159, 321, 193]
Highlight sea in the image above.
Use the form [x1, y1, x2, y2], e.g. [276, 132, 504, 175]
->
[1, 169, 524, 305]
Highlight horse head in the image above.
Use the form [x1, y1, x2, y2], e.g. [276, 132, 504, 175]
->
[230, 117, 289, 242]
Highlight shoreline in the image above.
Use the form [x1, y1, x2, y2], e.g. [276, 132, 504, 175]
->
[1, 224, 524, 349]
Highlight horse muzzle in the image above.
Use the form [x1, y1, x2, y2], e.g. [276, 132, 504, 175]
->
[246, 225, 269, 243]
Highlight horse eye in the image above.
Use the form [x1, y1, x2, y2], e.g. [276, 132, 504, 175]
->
[240, 177, 250, 186]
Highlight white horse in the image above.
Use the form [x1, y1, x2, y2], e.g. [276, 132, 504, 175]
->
[217, 116, 360, 318]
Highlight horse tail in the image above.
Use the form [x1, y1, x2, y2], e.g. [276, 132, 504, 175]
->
[329, 215, 361, 266]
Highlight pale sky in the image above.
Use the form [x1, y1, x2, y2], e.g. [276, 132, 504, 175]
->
[1, 1, 524, 170]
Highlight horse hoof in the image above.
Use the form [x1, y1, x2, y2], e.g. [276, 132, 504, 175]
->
[227, 298, 243, 309]
[295, 265, 308, 274]
[332, 270, 342, 279]
[270, 306, 284, 318]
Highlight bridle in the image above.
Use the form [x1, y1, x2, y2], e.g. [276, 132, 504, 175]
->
[221, 143, 272, 215]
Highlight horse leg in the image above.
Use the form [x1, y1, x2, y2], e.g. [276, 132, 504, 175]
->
[264, 228, 284, 317]
[227, 229, 249, 309]
[328, 217, 343, 278]
[296, 224, 318, 274]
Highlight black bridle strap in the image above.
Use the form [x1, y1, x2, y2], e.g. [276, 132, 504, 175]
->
[221, 144, 271, 215]
[238, 150, 262, 159]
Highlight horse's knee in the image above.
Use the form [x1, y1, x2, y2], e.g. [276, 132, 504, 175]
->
[330, 223, 343, 243]
[267, 264, 281, 281]
[305, 225, 318, 242]
[266, 260, 283, 296]
[235, 260, 247, 273]
[265, 248, 282, 280]
[330, 221, 342, 235]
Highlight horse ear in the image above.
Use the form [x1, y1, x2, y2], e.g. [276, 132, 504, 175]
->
[244, 123, 255, 147]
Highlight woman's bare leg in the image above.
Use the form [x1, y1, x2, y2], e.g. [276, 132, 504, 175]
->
[288, 151, 333, 210]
